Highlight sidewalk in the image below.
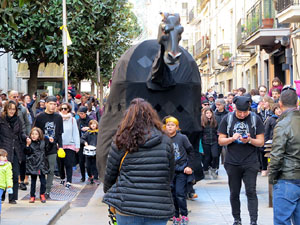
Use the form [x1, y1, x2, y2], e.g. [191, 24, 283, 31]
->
[55, 165, 274, 225]
[1, 169, 87, 225]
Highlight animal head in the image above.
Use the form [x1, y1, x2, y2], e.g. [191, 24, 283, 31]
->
[157, 12, 184, 66]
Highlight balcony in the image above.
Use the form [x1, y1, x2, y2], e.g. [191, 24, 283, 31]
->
[245, 0, 290, 48]
[194, 36, 210, 60]
[237, 19, 256, 52]
[217, 44, 232, 67]
[197, 0, 209, 12]
[188, 7, 195, 24]
[277, 0, 300, 23]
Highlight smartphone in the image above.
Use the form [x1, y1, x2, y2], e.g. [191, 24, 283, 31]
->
[242, 134, 248, 139]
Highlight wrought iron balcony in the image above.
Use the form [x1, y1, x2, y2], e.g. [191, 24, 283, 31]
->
[276, 0, 300, 23]
[277, 0, 300, 13]
[217, 44, 232, 67]
[188, 7, 195, 23]
[237, 19, 255, 52]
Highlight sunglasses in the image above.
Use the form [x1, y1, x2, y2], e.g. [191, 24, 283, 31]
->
[61, 108, 68, 111]
[282, 86, 296, 92]
[203, 103, 209, 106]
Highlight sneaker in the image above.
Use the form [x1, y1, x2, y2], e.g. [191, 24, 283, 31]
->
[40, 194, 46, 203]
[65, 182, 71, 189]
[44, 193, 50, 199]
[250, 222, 257, 225]
[19, 183, 27, 191]
[88, 176, 94, 184]
[181, 216, 189, 225]
[204, 171, 210, 179]
[29, 197, 35, 203]
[172, 217, 181, 225]
[9, 200, 17, 204]
[210, 168, 218, 179]
[187, 193, 198, 200]
[233, 219, 242, 225]
[80, 178, 85, 182]
[60, 180, 65, 185]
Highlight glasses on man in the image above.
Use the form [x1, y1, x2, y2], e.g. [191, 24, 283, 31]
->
[61, 107, 68, 111]
[12, 96, 19, 99]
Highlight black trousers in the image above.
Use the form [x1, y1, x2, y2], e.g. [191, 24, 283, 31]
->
[202, 143, 219, 171]
[86, 155, 98, 179]
[224, 163, 259, 222]
[78, 145, 86, 180]
[30, 174, 46, 197]
[58, 149, 76, 183]
[2, 154, 20, 201]
[172, 172, 188, 217]
[20, 160, 26, 181]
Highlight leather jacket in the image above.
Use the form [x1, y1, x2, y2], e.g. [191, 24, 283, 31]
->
[269, 109, 300, 184]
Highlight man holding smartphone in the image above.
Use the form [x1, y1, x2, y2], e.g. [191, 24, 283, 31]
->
[218, 96, 265, 225]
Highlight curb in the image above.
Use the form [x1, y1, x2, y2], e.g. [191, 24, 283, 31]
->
[48, 201, 71, 225]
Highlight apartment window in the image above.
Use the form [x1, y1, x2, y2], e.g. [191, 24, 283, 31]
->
[228, 79, 233, 92]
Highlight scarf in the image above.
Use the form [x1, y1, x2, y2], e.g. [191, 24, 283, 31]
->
[60, 113, 72, 121]
[6, 115, 18, 128]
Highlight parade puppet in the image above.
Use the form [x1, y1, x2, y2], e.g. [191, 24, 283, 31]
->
[97, 13, 203, 181]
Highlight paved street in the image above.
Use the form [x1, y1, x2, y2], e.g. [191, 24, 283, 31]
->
[1, 165, 273, 225]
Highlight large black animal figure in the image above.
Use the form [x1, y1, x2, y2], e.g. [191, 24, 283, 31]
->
[97, 13, 203, 181]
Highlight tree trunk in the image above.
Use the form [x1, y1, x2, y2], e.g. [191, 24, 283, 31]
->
[28, 63, 39, 96]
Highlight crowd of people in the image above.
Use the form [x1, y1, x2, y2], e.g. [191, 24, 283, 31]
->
[0, 76, 299, 225]
[0, 85, 103, 210]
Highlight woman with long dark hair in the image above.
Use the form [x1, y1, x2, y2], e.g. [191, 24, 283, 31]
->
[0, 101, 27, 204]
[103, 98, 175, 225]
[201, 107, 219, 179]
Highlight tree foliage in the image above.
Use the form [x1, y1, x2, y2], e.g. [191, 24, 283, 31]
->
[0, 0, 141, 94]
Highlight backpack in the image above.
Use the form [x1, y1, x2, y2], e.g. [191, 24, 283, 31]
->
[226, 111, 257, 137]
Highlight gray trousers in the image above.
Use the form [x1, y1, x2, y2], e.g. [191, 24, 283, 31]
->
[46, 154, 57, 193]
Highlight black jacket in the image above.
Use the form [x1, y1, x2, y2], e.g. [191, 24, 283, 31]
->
[214, 109, 229, 126]
[0, 116, 26, 163]
[269, 109, 300, 184]
[202, 124, 218, 145]
[77, 116, 91, 137]
[25, 140, 49, 175]
[103, 129, 175, 219]
[80, 130, 98, 146]
[264, 115, 278, 141]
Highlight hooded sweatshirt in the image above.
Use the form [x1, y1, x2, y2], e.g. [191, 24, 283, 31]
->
[60, 113, 80, 150]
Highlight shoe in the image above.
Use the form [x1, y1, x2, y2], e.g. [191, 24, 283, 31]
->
[187, 193, 198, 200]
[261, 170, 268, 177]
[65, 182, 71, 189]
[88, 176, 94, 184]
[172, 217, 181, 225]
[19, 183, 27, 191]
[210, 168, 218, 179]
[29, 197, 35, 203]
[250, 222, 257, 225]
[60, 179, 65, 185]
[40, 194, 46, 203]
[9, 200, 17, 204]
[181, 216, 189, 225]
[44, 193, 50, 199]
[80, 178, 85, 182]
[204, 171, 210, 179]
[233, 219, 242, 225]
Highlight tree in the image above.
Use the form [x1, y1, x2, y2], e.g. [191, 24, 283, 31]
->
[0, 0, 141, 95]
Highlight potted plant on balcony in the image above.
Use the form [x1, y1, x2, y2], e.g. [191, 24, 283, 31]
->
[223, 52, 232, 61]
[262, 12, 274, 28]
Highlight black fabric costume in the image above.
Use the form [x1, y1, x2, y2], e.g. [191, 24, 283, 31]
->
[97, 40, 202, 181]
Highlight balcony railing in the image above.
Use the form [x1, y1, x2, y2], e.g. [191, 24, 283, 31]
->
[217, 44, 232, 66]
[277, 0, 300, 13]
[246, 0, 275, 36]
[189, 7, 195, 23]
[237, 19, 247, 47]
[195, 40, 202, 57]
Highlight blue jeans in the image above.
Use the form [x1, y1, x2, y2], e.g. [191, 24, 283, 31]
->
[273, 180, 300, 225]
[0, 188, 3, 214]
[172, 172, 188, 217]
[115, 214, 168, 225]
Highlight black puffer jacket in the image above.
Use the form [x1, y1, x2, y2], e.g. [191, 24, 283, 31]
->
[80, 130, 98, 146]
[0, 116, 26, 163]
[202, 125, 218, 145]
[103, 129, 175, 219]
[25, 140, 49, 175]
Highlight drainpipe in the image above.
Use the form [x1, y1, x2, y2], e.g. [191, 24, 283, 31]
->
[257, 46, 262, 87]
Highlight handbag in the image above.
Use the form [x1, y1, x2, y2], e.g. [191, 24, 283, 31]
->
[109, 151, 129, 215]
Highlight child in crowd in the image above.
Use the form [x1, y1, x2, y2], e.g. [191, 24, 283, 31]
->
[25, 127, 49, 203]
[264, 103, 282, 142]
[81, 120, 99, 184]
[201, 107, 219, 179]
[164, 116, 193, 225]
[0, 149, 13, 217]
[268, 77, 283, 97]
[271, 88, 280, 103]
